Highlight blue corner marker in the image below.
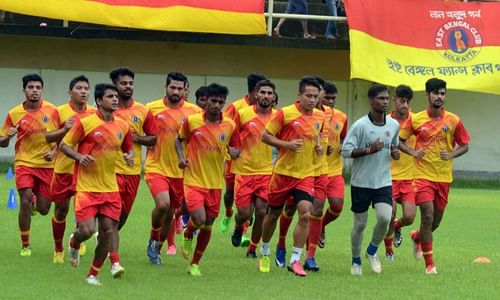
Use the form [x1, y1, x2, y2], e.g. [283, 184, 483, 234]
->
[7, 187, 17, 209]
[6, 167, 13, 180]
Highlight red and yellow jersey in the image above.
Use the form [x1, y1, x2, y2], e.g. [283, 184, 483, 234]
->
[62, 112, 133, 192]
[145, 98, 202, 178]
[114, 100, 156, 175]
[266, 102, 323, 179]
[53, 103, 97, 174]
[400, 109, 470, 183]
[224, 95, 251, 120]
[313, 105, 332, 176]
[1, 100, 59, 168]
[327, 108, 348, 176]
[391, 111, 416, 180]
[231, 105, 276, 175]
[179, 112, 239, 189]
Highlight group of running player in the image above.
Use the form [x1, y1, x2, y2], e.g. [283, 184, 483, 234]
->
[0, 69, 469, 285]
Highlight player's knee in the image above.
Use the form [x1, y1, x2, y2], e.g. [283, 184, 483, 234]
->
[329, 200, 344, 214]
[311, 206, 323, 217]
[403, 212, 415, 225]
[156, 200, 171, 212]
[298, 211, 311, 223]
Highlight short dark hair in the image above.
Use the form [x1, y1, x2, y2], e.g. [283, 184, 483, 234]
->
[298, 76, 322, 93]
[255, 79, 276, 92]
[22, 74, 43, 89]
[247, 74, 267, 94]
[94, 83, 117, 101]
[323, 81, 338, 94]
[195, 86, 208, 100]
[166, 71, 188, 87]
[312, 75, 326, 89]
[274, 92, 279, 105]
[69, 75, 89, 91]
[425, 78, 446, 93]
[109, 67, 135, 84]
[368, 84, 389, 99]
[206, 83, 229, 99]
[395, 84, 413, 100]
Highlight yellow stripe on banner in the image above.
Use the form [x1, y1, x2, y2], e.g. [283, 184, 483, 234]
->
[0, 0, 266, 35]
[349, 30, 500, 95]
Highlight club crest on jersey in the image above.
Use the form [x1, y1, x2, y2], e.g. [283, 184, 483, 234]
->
[194, 131, 202, 137]
[132, 116, 140, 123]
[249, 121, 256, 127]
[157, 114, 165, 120]
[315, 123, 321, 130]
[94, 131, 102, 137]
[118, 131, 123, 140]
[442, 125, 449, 132]
[385, 130, 391, 137]
[293, 121, 301, 127]
[219, 133, 226, 142]
[180, 116, 186, 124]
[42, 116, 49, 123]
[335, 123, 340, 130]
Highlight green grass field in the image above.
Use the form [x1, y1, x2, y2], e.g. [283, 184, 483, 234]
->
[0, 174, 498, 299]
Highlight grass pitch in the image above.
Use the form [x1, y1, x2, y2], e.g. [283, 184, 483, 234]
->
[0, 175, 498, 299]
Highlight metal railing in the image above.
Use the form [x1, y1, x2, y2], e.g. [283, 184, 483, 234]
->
[264, 0, 348, 36]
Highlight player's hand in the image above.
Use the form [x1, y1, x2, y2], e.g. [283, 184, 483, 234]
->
[7, 126, 18, 138]
[326, 145, 334, 156]
[413, 148, 426, 159]
[178, 159, 189, 169]
[64, 119, 75, 131]
[43, 148, 57, 162]
[227, 145, 240, 159]
[286, 139, 303, 152]
[315, 143, 324, 155]
[440, 149, 453, 161]
[370, 138, 384, 153]
[391, 145, 400, 160]
[78, 154, 95, 167]
[123, 152, 134, 167]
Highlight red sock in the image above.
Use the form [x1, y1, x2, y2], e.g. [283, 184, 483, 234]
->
[191, 226, 212, 265]
[109, 252, 120, 264]
[307, 216, 322, 258]
[247, 232, 260, 254]
[242, 220, 250, 235]
[150, 227, 161, 241]
[87, 258, 105, 277]
[184, 220, 200, 240]
[52, 216, 66, 253]
[277, 212, 293, 249]
[421, 242, 434, 267]
[321, 204, 343, 230]
[225, 207, 233, 218]
[20, 228, 30, 248]
[70, 235, 81, 250]
[384, 236, 393, 254]
[394, 218, 406, 231]
[167, 223, 176, 247]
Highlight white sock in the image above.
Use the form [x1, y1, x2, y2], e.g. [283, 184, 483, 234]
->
[261, 242, 271, 256]
[290, 247, 302, 264]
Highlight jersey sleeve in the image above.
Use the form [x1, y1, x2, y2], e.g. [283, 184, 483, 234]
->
[399, 115, 414, 140]
[229, 125, 241, 148]
[392, 125, 400, 146]
[224, 103, 237, 120]
[142, 110, 157, 136]
[0, 114, 14, 137]
[178, 118, 190, 140]
[265, 109, 284, 136]
[454, 120, 470, 146]
[62, 119, 85, 148]
[341, 122, 361, 158]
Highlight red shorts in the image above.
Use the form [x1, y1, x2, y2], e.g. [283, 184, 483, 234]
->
[145, 173, 184, 210]
[392, 180, 415, 204]
[50, 173, 75, 203]
[74, 191, 121, 223]
[117, 174, 141, 214]
[15, 166, 53, 198]
[234, 174, 271, 208]
[313, 175, 328, 201]
[326, 175, 345, 199]
[268, 174, 314, 208]
[225, 161, 235, 190]
[415, 179, 450, 211]
[184, 185, 221, 218]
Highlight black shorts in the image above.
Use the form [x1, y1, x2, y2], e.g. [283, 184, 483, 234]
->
[351, 185, 392, 213]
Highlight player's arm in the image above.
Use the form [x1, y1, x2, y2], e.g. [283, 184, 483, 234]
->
[45, 118, 75, 143]
[227, 125, 241, 160]
[262, 130, 303, 152]
[122, 129, 135, 167]
[175, 136, 188, 169]
[0, 115, 17, 147]
[341, 124, 382, 158]
[440, 121, 470, 161]
[390, 127, 400, 160]
[60, 120, 94, 167]
[132, 111, 157, 147]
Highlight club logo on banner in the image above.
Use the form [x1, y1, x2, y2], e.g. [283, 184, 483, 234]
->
[345, 0, 500, 95]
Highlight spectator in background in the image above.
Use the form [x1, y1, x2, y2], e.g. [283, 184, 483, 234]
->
[273, 0, 316, 39]
[325, 0, 341, 39]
